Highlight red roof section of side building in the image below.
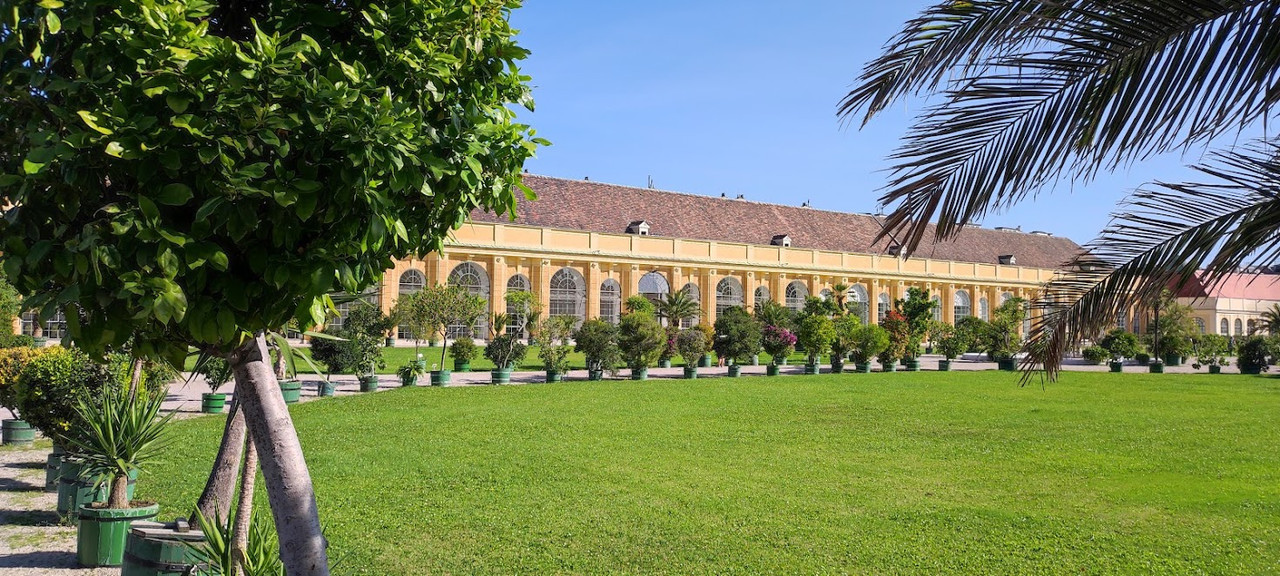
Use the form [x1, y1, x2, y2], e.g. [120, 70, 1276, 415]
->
[468, 174, 1083, 270]
[1174, 271, 1280, 300]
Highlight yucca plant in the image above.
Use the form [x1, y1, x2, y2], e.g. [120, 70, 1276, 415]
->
[190, 507, 285, 576]
[69, 385, 173, 509]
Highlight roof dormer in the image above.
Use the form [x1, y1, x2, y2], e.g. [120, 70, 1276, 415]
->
[998, 254, 1017, 265]
[771, 234, 791, 247]
[626, 220, 650, 236]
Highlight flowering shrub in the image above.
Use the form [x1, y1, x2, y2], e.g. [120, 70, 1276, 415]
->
[878, 310, 910, 364]
[762, 325, 797, 364]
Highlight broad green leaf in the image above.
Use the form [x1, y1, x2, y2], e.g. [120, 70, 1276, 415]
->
[155, 183, 193, 206]
[44, 11, 60, 34]
[22, 159, 44, 174]
[77, 111, 112, 135]
[105, 141, 124, 157]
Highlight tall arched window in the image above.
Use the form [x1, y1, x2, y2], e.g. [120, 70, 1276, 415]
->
[549, 267, 587, 324]
[716, 277, 744, 318]
[754, 285, 771, 304]
[600, 279, 621, 324]
[931, 295, 942, 321]
[639, 271, 670, 304]
[506, 274, 531, 337]
[680, 283, 700, 329]
[954, 290, 971, 320]
[1195, 318, 1206, 334]
[877, 293, 891, 323]
[850, 284, 869, 323]
[785, 281, 808, 312]
[820, 288, 833, 301]
[1235, 318, 1244, 335]
[1000, 292, 1013, 305]
[447, 262, 489, 338]
[396, 270, 426, 339]
[979, 297, 989, 321]
[1116, 313, 1127, 331]
[1220, 318, 1230, 335]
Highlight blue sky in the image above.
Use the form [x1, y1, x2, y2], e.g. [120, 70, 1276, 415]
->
[508, 1, 1244, 246]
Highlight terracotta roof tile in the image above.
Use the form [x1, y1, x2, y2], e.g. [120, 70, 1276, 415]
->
[468, 175, 1082, 270]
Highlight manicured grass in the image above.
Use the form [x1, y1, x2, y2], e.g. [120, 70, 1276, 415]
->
[139, 372, 1280, 574]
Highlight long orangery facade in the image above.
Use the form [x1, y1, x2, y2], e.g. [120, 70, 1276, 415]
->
[362, 175, 1082, 340]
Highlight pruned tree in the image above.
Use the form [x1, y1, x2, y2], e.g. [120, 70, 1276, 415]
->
[0, 1, 542, 573]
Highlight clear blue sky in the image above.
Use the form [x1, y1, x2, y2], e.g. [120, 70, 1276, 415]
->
[509, 1, 1241, 246]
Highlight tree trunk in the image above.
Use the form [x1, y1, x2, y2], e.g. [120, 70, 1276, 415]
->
[129, 358, 144, 402]
[230, 333, 328, 576]
[232, 432, 258, 576]
[109, 473, 130, 509]
[192, 398, 246, 525]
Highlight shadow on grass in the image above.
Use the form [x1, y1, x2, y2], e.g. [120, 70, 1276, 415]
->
[0, 508, 62, 526]
[3, 461, 44, 470]
[0, 476, 42, 492]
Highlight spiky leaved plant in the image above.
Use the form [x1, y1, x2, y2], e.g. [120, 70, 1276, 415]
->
[69, 385, 173, 509]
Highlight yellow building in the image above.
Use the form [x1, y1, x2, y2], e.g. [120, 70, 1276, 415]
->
[1169, 271, 1280, 339]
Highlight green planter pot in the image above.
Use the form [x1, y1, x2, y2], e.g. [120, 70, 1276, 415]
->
[78, 502, 160, 567]
[727, 365, 741, 377]
[659, 359, 671, 369]
[399, 374, 418, 387]
[1109, 361, 1123, 373]
[881, 362, 897, 373]
[587, 369, 604, 381]
[279, 380, 302, 403]
[831, 360, 844, 374]
[491, 368, 512, 384]
[414, 358, 428, 372]
[59, 461, 137, 524]
[997, 358, 1016, 371]
[698, 354, 712, 368]
[904, 359, 921, 372]
[766, 364, 781, 376]
[454, 360, 471, 372]
[855, 362, 872, 373]
[937, 359, 951, 372]
[1163, 353, 1182, 367]
[630, 367, 648, 381]
[200, 393, 227, 414]
[384, 336, 395, 347]
[546, 370, 563, 383]
[316, 381, 336, 397]
[1149, 363, 1164, 373]
[1209, 364, 1222, 374]
[430, 370, 451, 386]
[1241, 365, 1262, 375]
[121, 520, 207, 576]
[2, 418, 35, 445]
[803, 363, 819, 375]
[45, 451, 63, 492]
[683, 366, 698, 379]
[358, 375, 379, 392]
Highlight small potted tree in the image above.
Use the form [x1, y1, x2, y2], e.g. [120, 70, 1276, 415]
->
[450, 338, 479, 372]
[537, 315, 577, 382]
[658, 327, 677, 369]
[1237, 335, 1269, 374]
[70, 385, 171, 567]
[197, 357, 233, 414]
[1196, 333, 1229, 374]
[618, 311, 664, 380]
[894, 288, 936, 371]
[879, 310, 910, 372]
[850, 324, 889, 373]
[829, 315, 861, 374]
[761, 325, 796, 376]
[484, 333, 527, 384]
[933, 323, 968, 371]
[1099, 329, 1142, 372]
[396, 361, 425, 387]
[713, 306, 762, 378]
[796, 313, 835, 375]
[0, 346, 47, 445]
[675, 329, 707, 379]
[574, 319, 621, 381]
[694, 324, 716, 367]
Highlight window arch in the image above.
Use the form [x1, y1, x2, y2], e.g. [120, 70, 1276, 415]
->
[680, 283, 700, 328]
[931, 295, 942, 321]
[785, 281, 808, 311]
[979, 297, 989, 321]
[849, 284, 869, 323]
[600, 279, 621, 324]
[1116, 313, 1127, 332]
[395, 270, 427, 339]
[1235, 318, 1244, 335]
[954, 290, 971, 320]
[639, 271, 670, 303]
[1220, 318, 1230, 335]
[506, 274, 531, 338]
[447, 262, 490, 338]
[1000, 292, 1013, 304]
[716, 277, 744, 318]
[549, 267, 587, 324]
[754, 285, 771, 304]
[820, 288, 833, 301]
[1195, 318, 1206, 334]
[877, 293, 891, 323]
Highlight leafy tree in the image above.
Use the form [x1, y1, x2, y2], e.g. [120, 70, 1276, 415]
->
[850, 324, 890, 366]
[624, 295, 655, 315]
[713, 306, 762, 364]
[802, 295, 838, 318]
[795, 313, 836, 365]
[1196, 333, 1229, 367]
[985, 297, 1028, 361]
[1098, 328, 1143, 362]
[843, 1, 1280, 380]
[955, 316, 990, 353]
[878, 310, 910, 364]
[0, 271, 20, 335]
[536, 315, 577, 373]
[617, 312, 664, 371]
[0, 2, 542, 571]
[656, 291, 700, 328]
[1147, 292, 1198, 359]
[675, 329, 708, 367]
[830, 314, 862, 361]
[893, 288, 936, 359]
[754, 300, 795, 332]
[761, 325, 797, 365]
[574, 319, 621, 376]
[932, 322, 968, 361]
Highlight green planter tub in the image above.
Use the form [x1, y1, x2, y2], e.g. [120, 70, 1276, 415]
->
[766, 364, 781, 376]
[545, 370, 563, 383]
[430, 370, 451, 386]
[882, 362, 897, 373]
[121, 520, 207, 576]
[904, 359, 922, 372]
[279, 380, 303, 403]
[855, 362, 872, 373]
[1109, 361, 1123, 373]
[1209, 364, 1222, 374]
[358, 375, 379, 392]
[200, 393, 227, 414]
[727, 365, 742, 377]
[683, 366, 698, 379]
[831, 360, 844, 374]
[59, 461, 137, 524]
[937, 359, 952, 372]
[491, 368, 512, 384]
[399, 374, 418, 387]
[316, 380, 336, 397]
[698, 354, 712, 368]
[78, 502, 160, 567]
[630, 367, 648, 381]
[454, 360, 471, 372]
[1149, 362, 1164, 373]
[2, 418, 35, 445]
[997, 358, 1016, 371]
[659, 359, 671, 369]
[803, 363, 819, 375]
[45, 447, 64, 492]
[587, 369, 604, 381]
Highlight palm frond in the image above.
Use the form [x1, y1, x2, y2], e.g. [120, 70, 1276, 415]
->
[848, 0, 1280, 254]
[1023, 139, 1280, 381]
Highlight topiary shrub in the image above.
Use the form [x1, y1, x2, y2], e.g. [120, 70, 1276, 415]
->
[574, 319, 621, 376]
[675, 329, 708, 367]
[1081, 345, 1109, 365]
[13, 347, 112, 448]
[618, 312, 665, 371]
[450, 338, 480, 365]
[1237, 336, 1270, 374]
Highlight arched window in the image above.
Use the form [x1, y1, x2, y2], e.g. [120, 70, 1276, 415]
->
[447, 262, 489, 338]
[1116, 313, 1127, 331]
[600, 279, 621, 324]
[680, 283, 700, 329]
[877, 293, 891, 323]
[785, 281, 808, 312]
[931, 295, 942, 321]
[979, 297, 989, 321]
[849, 285, 869, 323]
[550, 267, 587, 324]
[396, 270, 426, 339]
[1000, 292, 1013, 305]
[1235, 318, 1244, 335]
[1248, 319, 1258, 335]
[1220, 318, 1230, 335]
[506, 274, 531, 338]
[330, 288, 378, 333]
[639, 271, 670, 304]
[754, 285, 771, 304]
[1194, 318, 1206, 334]
[716, 277, 744, 318]
[820, 288, 833, 301]
[954, 290, 971, 320]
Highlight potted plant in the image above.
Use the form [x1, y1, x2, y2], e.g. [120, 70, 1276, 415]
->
[761, 325, 797, 376]
[537, 316, 577, 382]
[1237, 335, 1269, 374]
[1099, 329, 1142, 372]
[894, 288, 936, 371]
[1134, 351, 1151, 366]
[796, 313, 835, 375]
[658, 327, 677, 369]
[1081, 345, 1109, 367]
[1196, 333, 1228, 374]
[574, 319, 622, 381]
[879, 310, 910, 372]
[396, 362, 425, 386]
[450, 338, 478, 372]
[693, 324, 716, 367]
[197, 356, 234, 414]
[69, 385, 172, 567]
[675, 329, 707, 379]
[352, 333, 383, 392]
[851, 324, 889, 373]
[484, 334, 527, 384]
[985, 297, 1027, 371]
[618, 311, 665, 380]
[0, 346, 46, 445]
[1149, 359, 1165, 373]
[828, 315, 860, 374]
[713, 306, 762, 378]
[933, 323, 968, 371]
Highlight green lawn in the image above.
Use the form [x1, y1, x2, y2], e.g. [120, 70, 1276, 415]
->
[139, 372, 1280, 574]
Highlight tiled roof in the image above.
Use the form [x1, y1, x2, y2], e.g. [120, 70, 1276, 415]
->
[1175, 271, 1280, 300]
[468, 175, 1082, 270]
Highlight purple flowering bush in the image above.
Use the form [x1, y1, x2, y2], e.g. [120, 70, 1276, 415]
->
[762, 325, 797, 364]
